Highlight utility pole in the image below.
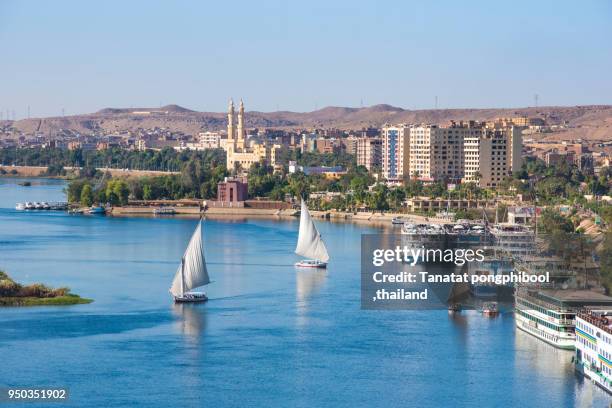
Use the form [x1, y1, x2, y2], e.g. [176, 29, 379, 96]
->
[435, 96, 438, 109]
[534, 94, 539, 108]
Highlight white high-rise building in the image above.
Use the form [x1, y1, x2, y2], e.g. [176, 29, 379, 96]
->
[381, 125, 410, 181]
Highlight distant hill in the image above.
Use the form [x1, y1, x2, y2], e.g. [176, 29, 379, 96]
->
[3, 104, 612, 142]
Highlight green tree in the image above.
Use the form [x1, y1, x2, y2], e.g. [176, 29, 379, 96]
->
[537, 208, 574, 234]
[80, 183, 94, 207]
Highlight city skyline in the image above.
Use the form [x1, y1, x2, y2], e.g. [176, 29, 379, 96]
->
[1, 0, 612, 118]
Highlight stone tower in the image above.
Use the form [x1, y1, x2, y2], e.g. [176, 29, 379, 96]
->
[227, 99, 235, 147]
[237, 99, 246, 149]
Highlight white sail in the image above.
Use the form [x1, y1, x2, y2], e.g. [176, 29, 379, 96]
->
[170, 221, 210, 297]
[295, 200, 329, 262]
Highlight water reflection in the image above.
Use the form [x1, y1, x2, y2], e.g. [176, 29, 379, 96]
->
[172, 302, 207, 343]
[513, 325, 584, 405]
[296, 269, 327, 303]
[295, 269, 327, 329]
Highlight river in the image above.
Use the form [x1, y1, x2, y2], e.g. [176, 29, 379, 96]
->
[0, 177, 609, 407]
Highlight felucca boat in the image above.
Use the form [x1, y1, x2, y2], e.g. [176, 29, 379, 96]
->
[295, 200, 329, 268]
[170, 220, 210, 302]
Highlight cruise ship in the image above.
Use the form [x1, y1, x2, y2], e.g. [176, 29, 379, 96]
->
[575, 310, 612, 395]
[401, 222, 489, 248]
[515, 288, 612, 349]
[489, 223, 535, 258]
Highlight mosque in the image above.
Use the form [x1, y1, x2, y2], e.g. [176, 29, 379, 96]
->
[225, 99, 279, 171]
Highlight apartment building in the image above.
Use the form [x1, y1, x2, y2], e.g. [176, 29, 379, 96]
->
[316, 138, 339, 154]
[356, 137, 382, 171]
[409, 121, 480, 182]
[381, 120, 523, 187]
[463, 130, 508, 187]
[381, 125, 410, 181]
[198, 131, 221, 149]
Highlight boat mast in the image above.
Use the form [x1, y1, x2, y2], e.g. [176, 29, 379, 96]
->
[180, 257, 186, 296]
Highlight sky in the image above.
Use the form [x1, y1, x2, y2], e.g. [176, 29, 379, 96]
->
[1, 0, 611, 118]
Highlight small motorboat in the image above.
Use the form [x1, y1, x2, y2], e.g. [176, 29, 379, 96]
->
[24, 202, 35, 210]
[448, 303, 462, 313]
[482, 302, 499, 317]
[391, 217, 405, 225]
[15, 203, 26, 210]
[88, 205, 106, 215]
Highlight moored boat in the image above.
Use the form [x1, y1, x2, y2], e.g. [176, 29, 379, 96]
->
[514, 287, 612, 349]
[15, 202, 25, 210]
[154, 207, 176, 215]
[574, 311, 612, 395]
[391, 217, 406, 225]
[88, 205, 106, 215]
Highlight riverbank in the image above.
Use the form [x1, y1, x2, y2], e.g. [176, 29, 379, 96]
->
[106, 204, 438, 225]
[0, 294, 92, 306]
[0, 165, 178, 178]
[0, 270, 92, 307]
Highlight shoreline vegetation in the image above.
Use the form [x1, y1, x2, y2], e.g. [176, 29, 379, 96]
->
[0, 270, 92, 307]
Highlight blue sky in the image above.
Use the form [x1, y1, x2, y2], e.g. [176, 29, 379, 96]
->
[1, 0, 611, 118]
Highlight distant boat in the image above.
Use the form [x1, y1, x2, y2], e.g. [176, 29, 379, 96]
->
[15, 202, 25, 210]
[24, 202, 35, 210]
[482, 302, 499, 317]
[88, 205, 106, 215]
[295, 200, 329, 268]
[448, 303, 462, 313]
[391, 217, 406, 225]
[170, 220, 210, 303]
[154, 207, 176, 215]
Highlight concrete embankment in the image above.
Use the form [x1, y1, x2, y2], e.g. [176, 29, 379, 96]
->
[0, 165, 178, 178]
[105, 204, 437, 226]
[109, 205, 299, 217]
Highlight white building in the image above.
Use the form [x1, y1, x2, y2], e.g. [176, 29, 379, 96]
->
[381, 125, 410, 181]
[198, 131, 221, 148]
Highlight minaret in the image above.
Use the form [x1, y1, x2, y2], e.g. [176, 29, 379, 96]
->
[227, 99, 235, 147]
[237, 99, 245, 149]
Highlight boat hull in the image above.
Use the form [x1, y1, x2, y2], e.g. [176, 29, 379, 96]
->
[515, 313, 575, 349]
[174, 292, 208, 303]
[295, 260, 327, 268]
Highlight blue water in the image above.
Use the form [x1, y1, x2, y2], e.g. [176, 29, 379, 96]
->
[0, 178, 609, 407]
